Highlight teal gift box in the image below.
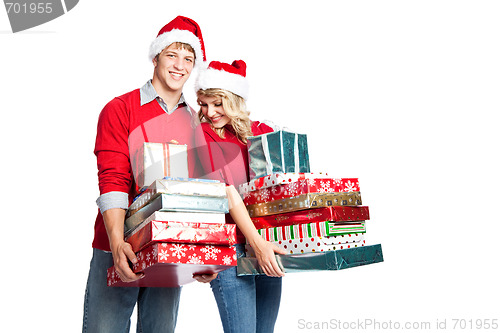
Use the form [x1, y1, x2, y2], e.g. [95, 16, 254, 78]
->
[237, 244, 383, 275]
[247, 130, 310, 180]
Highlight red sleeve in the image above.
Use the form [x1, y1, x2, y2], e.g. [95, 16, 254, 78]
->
[194, 123, 215, 177]
[194, 123, 235, 184]
[94, 97, 133, 195]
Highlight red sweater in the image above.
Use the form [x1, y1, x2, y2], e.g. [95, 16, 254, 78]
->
[93, 89, 200, 251]
[195, 121, 274, 240]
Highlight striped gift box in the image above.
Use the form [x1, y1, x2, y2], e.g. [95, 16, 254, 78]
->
[257, 221, 366, 242]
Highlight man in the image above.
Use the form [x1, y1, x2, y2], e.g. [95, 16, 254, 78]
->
[82, 16, 208, 332]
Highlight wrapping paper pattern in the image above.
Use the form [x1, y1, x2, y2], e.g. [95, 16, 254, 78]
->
[237, 244, 384, 275]
[125, 194, 229, 232]
[128, 177, 226, 216]
[126, 221, 237, 252]
[242, 176, 361, 205]
[247, 131, 310, 180]
[107, 242, 237, 287]
[257, 221, 366, 241]
[135, 142, 189, 189]
[246, 236, 365, 256]
[251, 206, 369, 229]
[125, 210, 227, 235]
[239, 173, 357, 194]
[246, 192, 362, 217]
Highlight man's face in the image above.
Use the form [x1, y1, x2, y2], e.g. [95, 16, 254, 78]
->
[152, 43, 195, 93]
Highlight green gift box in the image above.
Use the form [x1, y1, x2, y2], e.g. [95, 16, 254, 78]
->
[247, 130, 310, 180]
[237, 244, 383, 275]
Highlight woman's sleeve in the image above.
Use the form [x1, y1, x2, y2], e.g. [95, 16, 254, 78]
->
[194, 124, 234, 184]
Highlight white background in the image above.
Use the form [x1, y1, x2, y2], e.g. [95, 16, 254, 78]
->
[1, 1, 499, 332]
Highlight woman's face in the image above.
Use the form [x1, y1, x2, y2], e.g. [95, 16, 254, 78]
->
[198, 95, 231, 128]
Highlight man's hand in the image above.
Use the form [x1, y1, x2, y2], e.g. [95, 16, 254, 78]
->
[110, 240, 144, 282]
[103, 208, 144, 282]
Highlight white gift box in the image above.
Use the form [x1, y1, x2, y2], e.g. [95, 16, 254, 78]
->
[134, 142, 189, 189]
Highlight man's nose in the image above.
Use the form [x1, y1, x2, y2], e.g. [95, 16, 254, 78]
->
[173, 57, 184, 70]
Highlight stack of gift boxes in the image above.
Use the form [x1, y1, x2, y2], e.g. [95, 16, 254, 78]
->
[107, 142, 238, 287]
[241, 174, 369, 255]
[238, 130, 382, 272]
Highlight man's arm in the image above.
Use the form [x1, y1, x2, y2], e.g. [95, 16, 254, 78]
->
[103, 208, 144, 282]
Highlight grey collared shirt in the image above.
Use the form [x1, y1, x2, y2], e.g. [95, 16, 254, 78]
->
[96, 81, 191, 214]
[140, 80, 186, 114]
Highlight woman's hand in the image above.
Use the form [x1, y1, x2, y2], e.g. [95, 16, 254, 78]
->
[249, 236, 286, 277]
[193, 273, 218, 283]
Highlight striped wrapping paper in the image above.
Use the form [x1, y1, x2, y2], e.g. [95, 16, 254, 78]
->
[257, 221, 366, 242]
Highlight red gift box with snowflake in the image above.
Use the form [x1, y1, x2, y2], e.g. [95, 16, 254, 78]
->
[240, 173, 360, 206]
[125, 221, 237, 253]
[107, 242, 237, 287]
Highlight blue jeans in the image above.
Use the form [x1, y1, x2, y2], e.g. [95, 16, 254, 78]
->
[82, 248, 181, 333]
[210, 244, 282, 333]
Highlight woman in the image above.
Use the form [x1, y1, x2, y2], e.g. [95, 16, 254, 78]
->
[194, 60, 286, 333]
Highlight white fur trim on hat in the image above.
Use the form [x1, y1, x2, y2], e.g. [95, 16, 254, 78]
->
[149, 29, 204, 68]
[196, 68, 250, 100]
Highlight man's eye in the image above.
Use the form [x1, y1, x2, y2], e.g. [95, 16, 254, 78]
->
[215, 103, 222, 107]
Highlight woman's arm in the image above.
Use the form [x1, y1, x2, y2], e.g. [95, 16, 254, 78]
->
[226, 185, 285, 277]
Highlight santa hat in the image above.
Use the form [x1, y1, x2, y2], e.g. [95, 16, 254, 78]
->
[196, 60, 250, 100]
[149, 16, 206, 67]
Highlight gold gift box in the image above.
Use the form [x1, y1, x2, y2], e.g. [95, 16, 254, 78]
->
[246, 192, 362, 217]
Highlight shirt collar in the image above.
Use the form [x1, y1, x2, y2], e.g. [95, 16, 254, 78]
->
[139, 80, 187, 114]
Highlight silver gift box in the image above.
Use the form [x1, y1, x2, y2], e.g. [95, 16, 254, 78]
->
[125, 193, 229, 233]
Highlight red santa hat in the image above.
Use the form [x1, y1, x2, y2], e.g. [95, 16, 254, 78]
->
[149, 16, 206, 67]
[196, 60, 250, 100]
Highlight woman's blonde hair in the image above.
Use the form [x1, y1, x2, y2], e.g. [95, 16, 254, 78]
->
[197, 88, 253, 143]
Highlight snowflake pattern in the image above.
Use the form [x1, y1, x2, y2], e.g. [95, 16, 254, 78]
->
[187, 254, 204, 264]
[306, 178, 316, 187]
[344, 180, 357, 192]
[285, 182, 299, 196]
[332, 178, 342, 185]
[169, 244, 187, 259]
[259, 188, 271, 202]
[319, 180, 333, 193]
[222, 255, 233, 265]
[200, 245, 221, 260]
[159, 249, 170, 261]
